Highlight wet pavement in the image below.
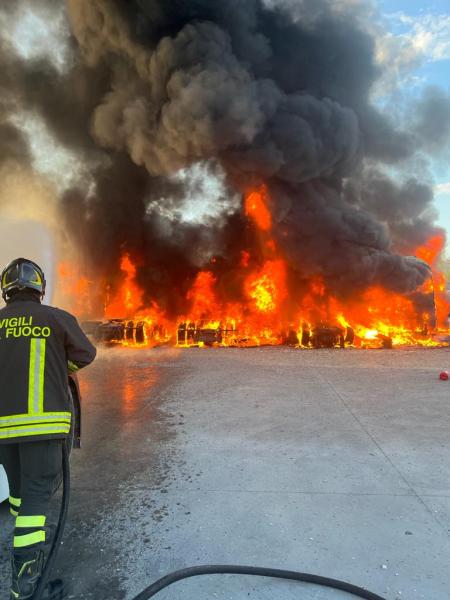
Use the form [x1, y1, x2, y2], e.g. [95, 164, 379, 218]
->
[1, 346, 450, 599]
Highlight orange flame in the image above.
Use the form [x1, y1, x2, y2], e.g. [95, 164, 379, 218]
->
[245, 185, 272, 231]
[415, 234, 448, 328]
[416, 234, 445, 266]
[245, 260, 287, 314]
[105, 254, 144, 319]
[186, 271, 217, 321]
[240, 251, 251, 268]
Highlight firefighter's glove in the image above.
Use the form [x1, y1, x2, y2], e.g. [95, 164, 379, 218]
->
[67, 361, 80, 373]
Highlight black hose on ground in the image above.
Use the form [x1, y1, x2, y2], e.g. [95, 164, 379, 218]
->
[32, 444, 70, 600]
[33, 444, 387, 600]
[131, 565, 387, 600]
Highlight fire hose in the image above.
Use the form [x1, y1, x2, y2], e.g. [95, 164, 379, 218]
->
[32, 444, 388, 600]
[31, 446, 70, 600]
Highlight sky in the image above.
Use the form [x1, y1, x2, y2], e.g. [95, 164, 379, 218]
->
[379, 0, 450, 242]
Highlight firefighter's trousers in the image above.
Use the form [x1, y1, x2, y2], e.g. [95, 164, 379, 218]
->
[0, 439, 63, 558]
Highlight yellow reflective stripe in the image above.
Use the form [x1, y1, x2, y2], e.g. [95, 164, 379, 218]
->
[0, 421, 70, 432]
[0, 412, 71, 422]
[0, 425, 71, 439]
[68, 360, 79, 373]
[33, 340, 41, 413]
[28, 339, 36, 414]
[10, 497, 21, 517]
[38, 339, 46, 413]
[16, 515, 46, 528]
[28, 339, 46, 414]
[0, 414, 71, 426]
[14, 531, 45, 548]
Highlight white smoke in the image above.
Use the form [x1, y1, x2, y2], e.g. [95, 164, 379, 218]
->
[0, 164, 65, 305]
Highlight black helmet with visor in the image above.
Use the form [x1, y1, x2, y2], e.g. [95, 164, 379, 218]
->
[1, 258, 46, 301]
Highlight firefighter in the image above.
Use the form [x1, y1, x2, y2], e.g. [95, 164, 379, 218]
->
[0, 258, 96, 600]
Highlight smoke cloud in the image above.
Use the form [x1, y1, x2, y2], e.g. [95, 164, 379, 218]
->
[413, 86, 450, 159]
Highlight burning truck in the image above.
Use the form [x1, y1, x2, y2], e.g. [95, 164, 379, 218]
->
[82, 319, 170, 347]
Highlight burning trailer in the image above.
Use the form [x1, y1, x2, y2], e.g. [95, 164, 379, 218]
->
[177, 321, 236, 347]
[299, 325, 391, 349]
[82, 319, 169, 346]
[300, 325, 353, 349]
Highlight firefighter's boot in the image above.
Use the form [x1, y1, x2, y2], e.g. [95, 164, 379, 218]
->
[10, 550, 45, 600]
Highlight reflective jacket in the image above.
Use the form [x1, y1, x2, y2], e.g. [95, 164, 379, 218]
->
[0, 294, 96, 443]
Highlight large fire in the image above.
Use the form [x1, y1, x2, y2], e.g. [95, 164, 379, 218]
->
[58, 186, 449, 349]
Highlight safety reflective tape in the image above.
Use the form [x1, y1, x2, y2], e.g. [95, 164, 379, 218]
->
[10, 508, 19, 517]
[28, 338, 36, 414]
[0, 425, 70, 439]
[28, 338, 46, 415]
[1, 411, 71, 420]
[1, 422, 70, 431]
[38, 338, 46, 413]
[14, 530, 45, 548]
[0, 423, 71, 432]
[9, 496, 22, 508]
[0, 414, 71, 426]
[16, 515, 46, 528]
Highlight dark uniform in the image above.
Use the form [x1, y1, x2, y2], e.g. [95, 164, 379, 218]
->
[0, 259, 96, 599]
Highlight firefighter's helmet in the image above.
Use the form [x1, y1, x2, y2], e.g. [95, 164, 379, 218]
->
[1, 258, 46, 301]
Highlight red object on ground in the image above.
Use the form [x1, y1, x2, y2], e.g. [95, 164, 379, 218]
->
[439, 371, 449, 380]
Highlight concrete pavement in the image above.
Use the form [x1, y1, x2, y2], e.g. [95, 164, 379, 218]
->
[1, 346, 450, 599]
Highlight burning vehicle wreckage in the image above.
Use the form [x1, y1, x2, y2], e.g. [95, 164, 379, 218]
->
[82, 318, 356, 349]
[81, 316, 436, 352]
[78, 244, 445, 350]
